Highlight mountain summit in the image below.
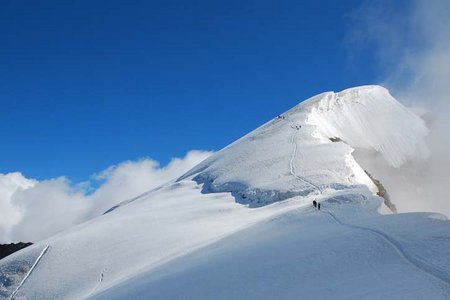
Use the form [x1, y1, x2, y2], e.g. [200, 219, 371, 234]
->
[1, 86, 449, 300]
[181, 85, 428, 207]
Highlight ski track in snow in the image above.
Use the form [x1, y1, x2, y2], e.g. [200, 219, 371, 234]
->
[87, 268, 107, 298]
[8, 245, 50, 300]
[286, 116, 322, 194]
[321, 209, 450, 294]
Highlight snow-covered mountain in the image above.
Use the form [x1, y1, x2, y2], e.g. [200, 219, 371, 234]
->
[1, 85, 449, 300]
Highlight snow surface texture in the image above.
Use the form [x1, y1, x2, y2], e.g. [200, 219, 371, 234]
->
[1, 85, 449, 300]
[181, 85, 427, 207]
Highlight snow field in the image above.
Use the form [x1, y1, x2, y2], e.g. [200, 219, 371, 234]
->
[1, 85, 448, 300]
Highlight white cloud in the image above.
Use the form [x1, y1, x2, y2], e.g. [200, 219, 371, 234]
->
[10, 177, 90, 243]
[0, 173, 37, 240]
[346, 0, 450, 216]
[0, 150, 213, 243]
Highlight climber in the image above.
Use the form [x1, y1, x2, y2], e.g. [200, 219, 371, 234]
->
[313, 200, 317, 208]
[318, 202, 321, 210]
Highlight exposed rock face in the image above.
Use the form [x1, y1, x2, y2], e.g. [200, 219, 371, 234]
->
[0, 243, 33, 261]
[364, 170, 397, 213]
[329, 137, 344, 143]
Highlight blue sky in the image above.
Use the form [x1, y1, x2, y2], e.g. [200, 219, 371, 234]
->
[1, 0, 392, 181]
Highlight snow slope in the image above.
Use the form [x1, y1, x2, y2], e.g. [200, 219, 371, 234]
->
[1, 85, 448, 300]
[94, 194, 450, 300]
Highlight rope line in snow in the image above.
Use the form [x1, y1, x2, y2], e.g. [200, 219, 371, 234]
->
[9, 245, 50, 300]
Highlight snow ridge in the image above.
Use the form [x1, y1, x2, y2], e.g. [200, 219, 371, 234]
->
[180, 86, 422, 207]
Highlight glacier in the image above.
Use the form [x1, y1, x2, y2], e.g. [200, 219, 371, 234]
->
[0, 85, 449, 300]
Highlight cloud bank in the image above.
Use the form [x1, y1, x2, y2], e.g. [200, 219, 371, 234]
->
[0, 150, 213, 243]
[346, 0, 450, 216]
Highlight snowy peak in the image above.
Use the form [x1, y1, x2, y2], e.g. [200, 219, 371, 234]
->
[303, 85, 429, 167]
[180, 85, 428, 207]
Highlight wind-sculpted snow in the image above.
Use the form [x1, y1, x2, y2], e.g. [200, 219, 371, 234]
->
[305, 86, 429, 167]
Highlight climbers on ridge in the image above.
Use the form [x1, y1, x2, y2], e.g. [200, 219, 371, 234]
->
[312, 200, 321, 210]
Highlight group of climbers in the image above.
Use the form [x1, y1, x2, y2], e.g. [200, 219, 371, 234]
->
[277, 114, 302, 130]
[312, 200, 321, 210]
